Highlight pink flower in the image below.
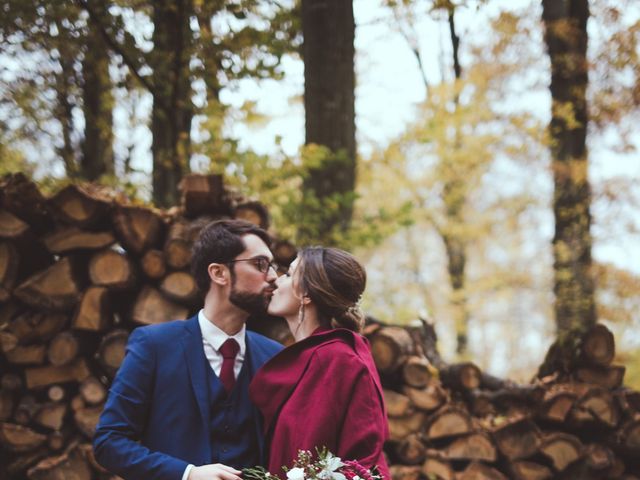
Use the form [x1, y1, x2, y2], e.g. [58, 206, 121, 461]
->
[341, 470, 357, 480]
[342, 461, 374, 480]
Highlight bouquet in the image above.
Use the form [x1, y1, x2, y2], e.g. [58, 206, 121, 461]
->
[243, 448, 383, 480]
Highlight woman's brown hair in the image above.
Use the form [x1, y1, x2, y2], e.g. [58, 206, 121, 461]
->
[296, 247, 366, 333]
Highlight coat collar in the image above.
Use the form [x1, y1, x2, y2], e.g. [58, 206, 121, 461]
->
[249, 328, 384, 436]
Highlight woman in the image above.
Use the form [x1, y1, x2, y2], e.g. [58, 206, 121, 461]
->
[249, 247, 390, 479]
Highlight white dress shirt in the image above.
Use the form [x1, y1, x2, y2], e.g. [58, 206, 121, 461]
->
[198, 309, 246, 378]
[182, 310, 247, 480]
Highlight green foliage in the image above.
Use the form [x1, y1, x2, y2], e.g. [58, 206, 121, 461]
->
[203, 134, 412, 249]
[0, 143, 33, 178]
[0, 0, 102, 178]
[0, 0, 301, 191]
[620, 348, 640, 390]
[595, 262, 640, 326]
[588, 0, 640, 153]
[358, 4, 554, 359]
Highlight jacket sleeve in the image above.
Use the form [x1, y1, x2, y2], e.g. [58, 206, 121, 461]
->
[93, 327, 189, 480]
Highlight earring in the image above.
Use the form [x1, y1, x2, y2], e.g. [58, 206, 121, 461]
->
[294, 302, 305, 335]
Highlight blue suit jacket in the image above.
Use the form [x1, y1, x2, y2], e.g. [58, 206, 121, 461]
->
[93, 315, 283, 480]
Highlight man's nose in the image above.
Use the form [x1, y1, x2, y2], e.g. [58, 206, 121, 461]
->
[266, 266, 278, 282]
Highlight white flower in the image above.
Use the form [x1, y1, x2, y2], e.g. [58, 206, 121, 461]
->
[286, 467, 305, 480]
[317, 471, 346, 480]
[321, 452, 344, 473]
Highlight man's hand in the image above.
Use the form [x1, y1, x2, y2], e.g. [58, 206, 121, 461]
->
[189, 464, 243, 480]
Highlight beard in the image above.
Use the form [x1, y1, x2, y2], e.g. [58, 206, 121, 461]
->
[229, 272, 270, 316]
[229, 287, 270, 316]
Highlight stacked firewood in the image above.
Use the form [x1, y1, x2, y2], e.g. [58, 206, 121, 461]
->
[2, 172, 639, 480]
[0, 173, 295, 480]
[366, 321, 640, 480]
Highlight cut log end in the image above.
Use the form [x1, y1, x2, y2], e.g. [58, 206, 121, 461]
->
[140, 249, 167, 279]
[98, 329, 129, 377]
[0, 422, 47, 452]
[370, 327, 414, 373]
[492, 416, 542, 461]
[581, 324, 615, 367]
[72, 286, 112, 332]
[132, 286, 189, 325]
[425, 407, 472, 440]
[89, 249, 136, 290]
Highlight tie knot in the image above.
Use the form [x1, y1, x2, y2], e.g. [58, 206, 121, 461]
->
[219, 338, 239, 359]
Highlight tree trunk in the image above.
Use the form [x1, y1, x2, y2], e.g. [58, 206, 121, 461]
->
[151, 0, 193, 208]
[442, 7, 470, 356]
[300, 0, 356, 244]
[542, 0, 595, 336]
[55, 39, 78, 179]
[80, 2, 114, 181]
[443, 227, 469, 355]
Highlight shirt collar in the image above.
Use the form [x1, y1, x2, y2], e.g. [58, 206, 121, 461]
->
[198, 309, 246, 356]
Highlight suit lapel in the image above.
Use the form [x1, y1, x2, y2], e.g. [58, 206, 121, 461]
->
[183, 315, 210, 425]
[246, 331, 266, 377]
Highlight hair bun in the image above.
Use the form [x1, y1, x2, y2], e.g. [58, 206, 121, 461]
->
[333, 305, 365, 333]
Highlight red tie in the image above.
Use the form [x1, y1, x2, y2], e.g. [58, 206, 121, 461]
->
[219, 338, 240, 394]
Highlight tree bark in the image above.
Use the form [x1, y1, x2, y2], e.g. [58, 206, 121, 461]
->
[80, 1, 114, 181]
[443, 6, 470, 356]
[151, 0, 193, 207]
[300, 0, 356, 243]
[54, 34, 79, 179]
[542, 0, 596, 337]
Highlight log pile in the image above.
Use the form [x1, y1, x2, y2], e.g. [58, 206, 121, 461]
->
[365, 320, 640, 480]
[0, 173, 291, 480]
[2, 172, 639, 480]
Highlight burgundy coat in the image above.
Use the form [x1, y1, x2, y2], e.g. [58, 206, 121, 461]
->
[249, 328, 390, 479]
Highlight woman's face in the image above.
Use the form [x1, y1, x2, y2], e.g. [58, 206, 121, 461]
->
[267, 257, 303, 318]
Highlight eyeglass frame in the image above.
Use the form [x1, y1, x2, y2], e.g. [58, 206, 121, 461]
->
[226, 256, 279, 275]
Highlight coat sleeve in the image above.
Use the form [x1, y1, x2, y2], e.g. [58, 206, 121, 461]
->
[93, 327, 189, 480]
[334, 360, 388, 474]
[296, 347, 388, 473]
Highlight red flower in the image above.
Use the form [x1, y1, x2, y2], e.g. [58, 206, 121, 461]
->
[342, 461, 374, 480]
[341, 470, 357, 480]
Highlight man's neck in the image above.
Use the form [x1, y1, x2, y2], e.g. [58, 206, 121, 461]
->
[202, 301, 247, 336]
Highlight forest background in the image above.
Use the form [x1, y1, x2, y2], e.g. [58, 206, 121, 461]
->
[1, 0, 639, 385]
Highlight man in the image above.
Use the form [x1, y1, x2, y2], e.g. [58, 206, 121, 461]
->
[94, 220, 284, 480]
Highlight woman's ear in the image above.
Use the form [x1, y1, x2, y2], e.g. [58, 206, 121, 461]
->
[208, 263, 228, 286]
[301, 293, 312, 306]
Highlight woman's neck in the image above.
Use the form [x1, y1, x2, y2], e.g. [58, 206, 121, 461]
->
[285, 306, 321, 342]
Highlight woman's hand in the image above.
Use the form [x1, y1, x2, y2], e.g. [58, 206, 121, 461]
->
[189, 463, 242, 480]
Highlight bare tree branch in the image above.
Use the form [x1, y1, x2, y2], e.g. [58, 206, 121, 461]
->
[448, 6, 461, 80]
[75, 0, 157, 97]
[391, 6, 430, 96]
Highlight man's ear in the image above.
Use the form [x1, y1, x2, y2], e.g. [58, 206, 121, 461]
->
[208, 263, 229, 286]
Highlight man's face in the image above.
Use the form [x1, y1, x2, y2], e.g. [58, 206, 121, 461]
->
[228, 234, 278, 316]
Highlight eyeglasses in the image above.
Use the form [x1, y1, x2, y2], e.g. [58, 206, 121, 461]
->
[227, 256, 279, 274]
